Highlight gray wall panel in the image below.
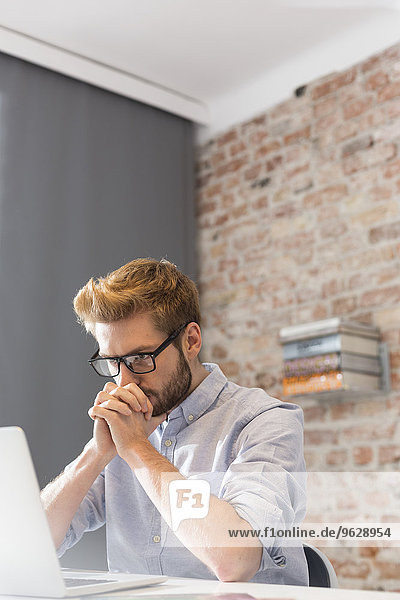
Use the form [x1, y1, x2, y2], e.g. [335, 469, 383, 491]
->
[0, 51, 195, 569]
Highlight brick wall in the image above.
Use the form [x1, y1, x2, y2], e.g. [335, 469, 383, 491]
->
[196, 42, 400, 591]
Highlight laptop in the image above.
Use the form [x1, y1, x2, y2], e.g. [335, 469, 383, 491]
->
[0, 426, 167, 597]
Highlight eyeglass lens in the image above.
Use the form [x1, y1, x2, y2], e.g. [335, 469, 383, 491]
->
[93, 354, 154, 376]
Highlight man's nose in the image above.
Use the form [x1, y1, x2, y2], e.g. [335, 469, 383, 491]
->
[115, 362, 141, 387]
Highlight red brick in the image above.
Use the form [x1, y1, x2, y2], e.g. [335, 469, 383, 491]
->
[230, 141, 246, 157]
[361, 54, 382, 73]
[286, 163, 309, 179]
[209, 150, 226, 169]
[264, 155, 282, 172]
[304, 450, 318, 469]
[303, 406, 326, 422]
[290, 175, 312, 194]
[343, 97, 373, 120]
[365, 71, 389, 91]
[370, 221, 400, 243]
[335, 120, 358, 142]
[336, 561, 370, 579]
[254, 141, 281, 160]
[384, 159, 400, 178]
[285, 144, 309, 163]
[303, 184, 348, 208]
[312, 304, 328, 320]
[377, 81, 400, 103]
[326, 449, 347, 466]
[342, 136, 373, 157]
[359, 547, 378, 558]
[391, 370, 400, 391]
[368, 185, 393, 201]
[219, 361, 240, 378]
[313, 97, 337, 118]
[271, 202, 298, 220]
[241, 114, 266, 133]
[332, 296, 357, 314]
[312, 68, 357, 100]
[217, 130, 238, 147]
[222, 194, 235, 209]
[249, 131, 269, 146]
[343, 422, 396, 441]
[205, 183, 222, 199]
[315, 111, 340, 132]
[386, 98, 400, 120]
[330, 402, 355, 420]
[283, 125, 311, 146]
[376, 562, 400, 580]
[361, 285, 400, 308]
[390, 350, 400, 369]
[379, 445, 400, 464]
[232, 204, 248, 219]
[304, 430, 338, 445]
[252, 195, 269, 210]
[343, 153, 364, 174]
[244, 164, 261, 181]
[320, 219, 348, 239]
[225, 174, 240, 189]
[356, 400, 386, 417]
[211, 344, 228, 360]
[382, 45, 400, 61]
[343, 143, 396, 175]
[358, 107, 386, 131]
[353, 447, 373, 465]
[215, 158, 247, 177]
[196, 200, 217, 216]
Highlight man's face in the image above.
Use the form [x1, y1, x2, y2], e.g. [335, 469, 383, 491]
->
[94, 313, 192, 417]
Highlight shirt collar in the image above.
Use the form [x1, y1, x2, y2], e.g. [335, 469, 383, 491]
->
[167, 362, 227, 425]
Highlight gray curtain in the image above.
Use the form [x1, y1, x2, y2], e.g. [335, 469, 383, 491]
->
[0, 51, 195, 569]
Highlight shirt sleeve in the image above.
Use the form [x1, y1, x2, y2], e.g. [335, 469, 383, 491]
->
[219, 401, 307, 572]
[56, 470, 106, 558]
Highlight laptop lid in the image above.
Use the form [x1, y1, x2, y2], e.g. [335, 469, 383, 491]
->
[0, 426, 166, 597]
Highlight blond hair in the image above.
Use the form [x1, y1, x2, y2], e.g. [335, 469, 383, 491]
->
[73, 258, 201, 337]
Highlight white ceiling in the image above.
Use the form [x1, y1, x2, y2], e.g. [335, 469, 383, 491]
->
[0, 0, 399, 141]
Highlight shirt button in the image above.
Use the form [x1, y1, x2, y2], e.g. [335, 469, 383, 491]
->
[188, 414, 194, 421]
[152, 535, 161, 543]
[164, 439, 172, 447]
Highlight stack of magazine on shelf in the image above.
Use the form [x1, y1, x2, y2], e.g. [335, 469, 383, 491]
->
[279, 318, 382, 397]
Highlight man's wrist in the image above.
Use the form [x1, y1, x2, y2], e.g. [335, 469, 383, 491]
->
[119, 437, 156, 468]
[84, 439, 116, 470]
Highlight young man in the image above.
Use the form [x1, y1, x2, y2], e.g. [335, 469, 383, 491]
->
[41, 258, 308, 585]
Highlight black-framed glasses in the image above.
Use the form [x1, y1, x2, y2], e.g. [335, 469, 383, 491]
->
[88, 322, 189, 377]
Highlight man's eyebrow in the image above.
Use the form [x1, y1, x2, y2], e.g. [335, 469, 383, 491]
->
[99, 345, 156, 358]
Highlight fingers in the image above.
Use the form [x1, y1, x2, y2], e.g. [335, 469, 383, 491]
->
[119, 383, 149, 413]
[94, 381, 117, 406]
[109, 386, 146, 413]
[103, 380, 118, 393]
[88, 399, 131, 420]
[92, 382, 150, 420]
[144, 398, 153, 421]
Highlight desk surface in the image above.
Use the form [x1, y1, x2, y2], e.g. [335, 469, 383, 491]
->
[109, 576, 400, 600]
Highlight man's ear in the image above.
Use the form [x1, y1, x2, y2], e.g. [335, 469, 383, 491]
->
[184, 322, 202, 360]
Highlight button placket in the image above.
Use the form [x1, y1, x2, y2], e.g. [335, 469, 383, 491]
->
[161, 420, 178, 461]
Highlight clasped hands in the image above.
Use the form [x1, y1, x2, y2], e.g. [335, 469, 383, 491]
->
[88, 381, 167, 461]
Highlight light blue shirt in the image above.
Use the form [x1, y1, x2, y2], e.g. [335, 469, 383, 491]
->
[58, 363, 308, 585]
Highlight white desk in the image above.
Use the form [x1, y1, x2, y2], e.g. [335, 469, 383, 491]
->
[110, 576, 400, 600]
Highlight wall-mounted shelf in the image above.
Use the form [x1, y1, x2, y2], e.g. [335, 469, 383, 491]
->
[279, 319, 391, 401]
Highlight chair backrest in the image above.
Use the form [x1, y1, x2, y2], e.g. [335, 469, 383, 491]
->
[303, 543, 338, 588]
